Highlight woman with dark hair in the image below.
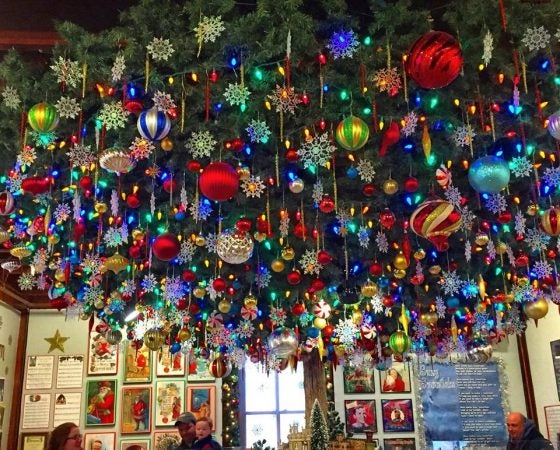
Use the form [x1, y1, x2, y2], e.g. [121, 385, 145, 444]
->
[47, 422, 83, 450]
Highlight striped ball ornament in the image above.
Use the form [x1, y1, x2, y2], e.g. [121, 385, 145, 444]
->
[389, 330, 411, 355]
[28, 102, 59, 133]
[137, 108, 171, 141]
[547, 110, 560, 140]
[209, 354, 232, 378]
[541, 206, 560, 235]
[410, 199, 462, 251]
[335, 115, 369, 151]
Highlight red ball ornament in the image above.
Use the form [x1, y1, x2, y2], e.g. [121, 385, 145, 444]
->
[362, 184, 375, 197]
[236, 217, 252, 232]
[256, 217, 269, 233]
[212, 277, 227, 292]
[182, 270, 197, 283]
[287, 270, 302, 285]
[199, 161, 239, 201]
[126, 194, 141, 209]
[73, 221, 86, 242]
[21, 176, 50, 195]
[383, 295, 395, 308]
[293, 221, 309, 239]
[497, 211, 512, 224]
[0, 191, 15, 215]
[310, 278, 326, 292]
[317, 250, 333, 265]
[176, 298, 188, 310]
[406, 31, 463, 89]
[187, 160, 201, 172]
[163, 178, 178, 193]
[152, 232, 181, 261]
[129, 245, 141, 259]
[319, 195, 336, 213]
[285, 148, 299, 163]
[379, 209, 396, 230]
[403, 176, 419, 192]
[369, 261, 383, 276]
[209, 355, 232, 378]
[322, 324, 335, 338]
[291, 302, 306, 316]
[79, 175, 93, 192]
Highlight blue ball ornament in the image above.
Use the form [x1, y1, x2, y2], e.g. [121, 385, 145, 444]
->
[175, 211, 186, 221]
[446, 297, 460, 309]
[346, 166, 358, 178]
[137, 108, 171, 141]
[307, 327, 320, 339]
[468, 155, 510, 193]
[170, 342, 182, 354]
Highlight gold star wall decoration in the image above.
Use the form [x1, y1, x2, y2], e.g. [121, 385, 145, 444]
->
[44, 329, 69, 353]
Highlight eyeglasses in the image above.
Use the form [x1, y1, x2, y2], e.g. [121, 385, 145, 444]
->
[66, 434, 83, 441]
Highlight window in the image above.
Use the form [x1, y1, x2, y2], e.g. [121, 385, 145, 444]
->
[243, 361, 306, 448]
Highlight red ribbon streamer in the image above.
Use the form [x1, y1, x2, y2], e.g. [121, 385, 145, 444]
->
[498, 0, 507, 32]
[205, 78, 210, 122]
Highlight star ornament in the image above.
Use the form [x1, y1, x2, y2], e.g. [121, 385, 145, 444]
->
[44, 329, 69, 353]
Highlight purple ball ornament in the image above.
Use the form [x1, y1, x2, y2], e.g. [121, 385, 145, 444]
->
[547, 110, 560, 140]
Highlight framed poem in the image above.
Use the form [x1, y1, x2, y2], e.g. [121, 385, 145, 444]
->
[343, 363, 375, 394]
[124, 341, 152, 383]
[83, 432, 116, 450]
[383, 438, 416, 450]
[187, 385, 216, 430]
[153, 431, 180, 450]
[20, 432, 48, 450]
[121, 386, 152, 434]
[379, 362, 411, 393]
[120, 438, 151, 450]
[87, 324, 118, 376]
[156, 346, 186, 377]
[344, 399, 377, 434]
[381, 399, 414, 433]
[85, 379, 117, 427]
[155, 380, 185, 426]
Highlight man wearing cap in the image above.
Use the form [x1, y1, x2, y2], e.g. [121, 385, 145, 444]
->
[168, 411, 197, 450]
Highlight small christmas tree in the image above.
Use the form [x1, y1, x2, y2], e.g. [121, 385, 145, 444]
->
[310, 399, 329, 450]
[326, 401, 345, 441]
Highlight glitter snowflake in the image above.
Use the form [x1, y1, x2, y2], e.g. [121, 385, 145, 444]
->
[189, 200, 212, 221]
[104, 226, 125, 248]
[525, 228, 550, 252]
[482, 31, 494, 66]
[177, 240, 196, 264]
[235, 319, 255, 339]
[510, 156, 532, 178]
[327, 29, 360, 59]
[17, 146, 37, 167]
[224, 83, 251, 106]
[413, 322, 430, 340]
[299, 249, 323, 275]
[267, 85, 301, 114]
[7, 172, 26, 193]
[297, 132, 335, 168]
[98, 102, 129, 130]
[55, 96, 80, 119]
[269, 306, 287, 327]
[459, 206, 475, 232]
[358, 226, 370, 248]
[152, 90, 176, 114]
[255, 266, 272, 289]
[373, 67, 401, 95]
[163, 276, 185, 302]
[185, 130, 217, 158]
[141, 273, 158, 293]
[485, 193, 507, 214]
[357, 159, 376, 183]
[312, 182, 324, 205]
[229, 348, 247, 369]
[82, 253, 102, 274]
[532, 260, 553, 279]
[205, 233, 217, 254]
[512, 211, 526, 237]
[444, 185, 462, 208]
[111, 190, 119, 216]
[246, 119, 271, 144]
[18, 273, 35, 291]
[401, 111, 418, 137]
[461, 280, 479, 299]
[511, 282, 536, 303]
[54, 203, 71, 222]
[542, 166, 560, 187]
[146, 164, 161, 180]
[336, 208, 351, 230]
[521, 26, 551, 52]
[146, 37, 175, 62]
[335, 318, 359, 350]
[435, 296, 446, 318]
[370, 294, 384, 313]
[194, 15, 225, 43]
[1, 86, 21, 110]
[376, 231, 389, 253]
[439, 270, 464, 296]
[50, 57, 81, 88]
[120, 279, 137, 297]
[129, 137, 155, 161]
[452, 125, 475, 147]
[241, 176, 266, 198]
[84, 286, 104, 305]
[31, 250, 48, 274]
[111, 54, 126, 82]
[67, 143, 96, 168]
[279, 214, 290, 238]
[487, 239, 496, 260]
[30, 130, 55, 148]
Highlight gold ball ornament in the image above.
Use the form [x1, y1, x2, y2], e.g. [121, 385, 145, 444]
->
[361, 281, 378, 297]
[527, 203, 539, 216]
[161, 137, 173, 151]
[428, 265, 442, 275]
[382, 178, 399, 195]
[144, 328, 166, 351]
[244, 293, 258, 308]
[352, 309, 363, 325]
[393, 269, 407, 279]
[132, 229, 144, 241]
[523, 298, 549, 322]
[54, 269, 66, 282]
[474, 231, 489, 246]
[94, 298, 105, 309]
[496, 241, 508, 255]
[313, 317, 327, 329]
[281, 246, 295, 261]
[289, 178, 304, 194]
[195, 235, 206, 247]
[393, 251, 409, 270]
[177, 328, 192, 342]
[414, 248, 426, 260]
[218, 299, 232, 314]
[193, 287, 206, 298]
[95, 202, 108, 214]
[48, 234, 60, 245]
[271, 258, 286, 272]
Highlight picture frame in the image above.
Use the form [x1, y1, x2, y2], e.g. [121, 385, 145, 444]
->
[120, 438, 151, 450]
[383, 438, 416, 450]
[85, 379, 117, 427]
[186, 353, 214, 383]
[379, 362, 411, 393]
[121, 386, 152, 434]
[187, 384, 216, 430]
[124, 341, 152, 383]
[20, 432, 48, 450]
[155, 380, 185, 426]
[156, 346, 186, 377]
[83, 432, 116, 450]
[381, 399, 414, 433]
[87, 325, 118, 376]
[344, 399, 377, 434]
[153, 431, 180, 450]
[343, 363, 375, 394]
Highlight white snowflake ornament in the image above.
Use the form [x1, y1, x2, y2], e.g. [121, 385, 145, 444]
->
[357, 159, 376, 183]
[522, 26, 551, 52]
[482, 31, 494, 66]
[185, 130, 217, 158]
[194, 15, 225, 44]
[510, 156, 532, 178]
[1, 86, 21, 110]
[50, 57, 81, 88]
[98, 102, 129, 130]
[241, 176, 266, 198]
[246, 119, 271, 144]
[152, 91, 176, 114]
[297, 132, 335, 168]
[147, 37, 175, 62]
[111, 54, 126, 82]
[453, 125, 476, 147]
[401, 111, 418, 137]
[224, 83, 251, 106]
[55, 96, 80, 119]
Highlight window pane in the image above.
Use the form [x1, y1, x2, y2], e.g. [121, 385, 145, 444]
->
[278, 369, 305, 411]
[246, 413, 278, 449]
[279, 413, 306, 443]
[245, 362, 277, 411]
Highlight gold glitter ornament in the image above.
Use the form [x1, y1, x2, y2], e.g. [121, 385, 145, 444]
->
[527, 203, 539, 216]
[271, 258, 285, 272]
[161, 137, 173, 151]
[361, 281, 378, 297]
[195, 235, 206, 246]
[474, 231, 489, 246]
[244, 293, 258, 308]
[428, 265, 441, 275]
[393, 251, 409, 270]
[218, 299, 232, 314]
[281, 246, 295, 261]
[393, 269, 407, 279]
[95, 202, 108, 214]
[413, 248, 426, 260]
[144, 328, 166, 351]
[382, 178, 399, 195]
[178, 328, 192, 342]
[132, 229, 144, 241]
[193, 287, 206, 298]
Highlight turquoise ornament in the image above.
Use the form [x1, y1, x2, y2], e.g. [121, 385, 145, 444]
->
[468, 155, 510, 193]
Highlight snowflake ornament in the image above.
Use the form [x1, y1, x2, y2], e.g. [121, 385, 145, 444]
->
[18, 273, 35, 291]
[357, 159, 376, 183]
[532, 260, 552, 279]
[185, 130, 217, 158]
[152, 91, 176, 114]
[401, 111, 418, 137]
[129, 137, 155, 161]
[111, 54, 126, 82]
[84, 286, 104, 305]
[326, 30, 360, 59]
[67, 143, 97, 168]
[98, 102, 129, 130]
[50, 57, 81, 88]
[370, 294, 384, 313]
[524, 228, 550, 252]
[482, 31, 494, 66]
[163, 276, 185, 303]
[121, 279, 137, 297]
[358, 226, 370, 248]
[435, 296, 446, 318]
[510, 156, 532, 178]
[299, 249, 323, 275]
[141, 273, 158, 293]
[246, 119, 271, 144]
[459, 206, 475, 232]
[241, 176, 266, 198]
[312, 181, 324, 205]
[297, 132, 335, 168]
[30, 130, 55, 148]
[269, 306, 287, 327]
[487, 239, 496, 261]
[542, 166, 560, 187]
[17, 146, 37, 167]
[82, 253, 102, 274]
[439, 270, 464, 296]
[376, 231, 389, 253]
[146, 37, 175, 62]
[55, 96, 80, 119]
[453, 125, 476, 147]
[444, 185, 462, 208]
[224, 83, 251, 106]
[334, 318, 359, 350]
[194, 15, 225, 43]
[267, 85, 301, 114]
[54, 203, 71, 222]
[1, 86, 21, 110]
[104, 226, 126, 248]
[7, 171, 26, 194]
[235, 320, 255, 339]
[177, 240, 196, 264]
[205, 233, 217, 254]
[521, 26, 551, 52]
[373, 67, 401, 95]
[485, 193, 507, 214]
[255, 266, 272, 289]
[189, 200, 212, 221]
[279, 214, 290, 238]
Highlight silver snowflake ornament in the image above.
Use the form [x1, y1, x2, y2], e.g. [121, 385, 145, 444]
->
[246, 119, 271, 144]
[542, 166, 560, 187]
[224, 83, 251, 106]
[267, 85, 301, 114]
[358, 226, 370, 248]
[439, 270, 464, 296]
[510, 156, 532, 178]
[401, 111, 418, 137]
[524, 228, 550, 252]
[152, 90, 176, 114]
[373, 67, 401, 95]
[185, 130, 217, 158]
[111, 54, 126, 82]
[453, 125, 476, 147]
[54, 203, 71, 222]
[297, 132, 335, 168]
[194, 15, 225, 43]
[55, 96, 80, 119]
[484, 193, 507, 214]
[98, 102, 129, 130]
[334, 318, 359, 350]
[522, 26, 551, 52]
[299, 249, 323, 275]
[141, 273, 158, 293]
[67, 143, 97, 168]
[532, 260, 552, 279]
[147, 37, 175, 62]
[50, 57, 81, 88]
[241, 176, 266, 198]
[357, 159, 376, 183]
[326, 29, 360, 59]
[18, 272, 35, 291]
[482, 31, 494, 66]
[376, 231, 389, 253]
[129, 137, 155, 161]
[1, 86, 21, 110]
[17, 146, 37, 167]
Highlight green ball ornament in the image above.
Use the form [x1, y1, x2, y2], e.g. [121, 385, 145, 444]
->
[335, 115, 369, 151]
[388, 330, 411, 355]
[28, 102, 59, 133]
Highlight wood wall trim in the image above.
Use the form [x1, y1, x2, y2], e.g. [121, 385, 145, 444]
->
[516, 333, 538, 423]
[0, 30, 63, 51]
[0, 283, 51, 310]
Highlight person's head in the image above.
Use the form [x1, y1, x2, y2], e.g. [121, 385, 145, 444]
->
[507, 412, 526, 440]
[388, 368, 400, 379]
[354, 406, 365, 422]
[98, 381, 111, 395]
[195, 417, 213, 440]
[174, 411, 197, 443]
[47, 422, 83, 450]
[91, 441, 103, 450]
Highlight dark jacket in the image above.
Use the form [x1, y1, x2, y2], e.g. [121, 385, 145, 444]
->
[193, 435, 223, 450]
[168, 437, 196, 450]
[507, 419, 554, 450]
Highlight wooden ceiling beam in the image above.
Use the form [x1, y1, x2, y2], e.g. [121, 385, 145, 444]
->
[0, 30, 63, 51]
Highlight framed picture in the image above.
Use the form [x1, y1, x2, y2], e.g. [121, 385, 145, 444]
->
[383, 438, 416, 450]
[155, 380, 185, 426]
[381, 399, 414, 433]
[124, 341, 152, 383]
[87, 324, 118, 376]
[121, 386, 152, 434]
[156, 346, 186, 377]
[83, 432, 115, 450]
[186, 352, 214, 382]
[344, 399, 377, 434]
[153, 431, 180, 450]
[187, 385, 216, 430]
[343, 363, 375, 394]
[379, 362, 411, 393]
[120, 439, 151, 450]
[20, 432, 48, 450]
[85, 379, 117, 427]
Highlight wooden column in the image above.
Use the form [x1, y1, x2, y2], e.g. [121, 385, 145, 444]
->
[516, 333, 538, 424]
[302, 349, 327, 423]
